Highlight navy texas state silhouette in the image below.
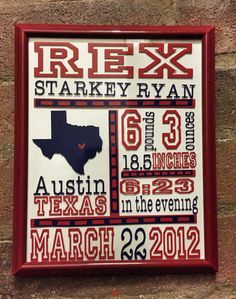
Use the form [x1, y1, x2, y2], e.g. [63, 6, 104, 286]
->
[33, 111, 103, 175]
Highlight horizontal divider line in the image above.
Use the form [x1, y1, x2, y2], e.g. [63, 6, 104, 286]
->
[31, 214, 196, 228]
[34, 98, 195, 108]
[121, 169, 196, 178]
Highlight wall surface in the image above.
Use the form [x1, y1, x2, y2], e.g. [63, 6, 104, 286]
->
[0, 0, 236, 298]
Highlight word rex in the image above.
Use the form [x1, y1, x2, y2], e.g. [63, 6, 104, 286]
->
[13, 24, 217, 275]
[34, 42, 193, 79]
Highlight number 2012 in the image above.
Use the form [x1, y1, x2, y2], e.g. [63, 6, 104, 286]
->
[120, 226, 200, 261]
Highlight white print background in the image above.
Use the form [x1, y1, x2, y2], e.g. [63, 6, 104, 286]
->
[27, 38, 204, 262]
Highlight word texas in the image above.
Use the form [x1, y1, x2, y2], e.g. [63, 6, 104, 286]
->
[34, 42, 193, 79]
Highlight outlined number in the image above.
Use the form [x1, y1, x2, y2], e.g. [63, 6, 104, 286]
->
[162, 110, 181, 150]
[122, 110, 142, 150]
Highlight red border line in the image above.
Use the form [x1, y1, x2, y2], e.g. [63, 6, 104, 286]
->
[25, 259, 210, 267]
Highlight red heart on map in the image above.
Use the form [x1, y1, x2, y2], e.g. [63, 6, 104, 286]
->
[78, 143, 86, 150]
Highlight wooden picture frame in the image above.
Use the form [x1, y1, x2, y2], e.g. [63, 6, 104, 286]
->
[13, 24, 217, 275]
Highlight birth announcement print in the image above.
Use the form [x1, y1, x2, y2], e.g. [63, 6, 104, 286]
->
[13, 25, 217, 275]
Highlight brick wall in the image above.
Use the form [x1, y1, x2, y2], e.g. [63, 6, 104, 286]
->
[0, 0, 236, 298]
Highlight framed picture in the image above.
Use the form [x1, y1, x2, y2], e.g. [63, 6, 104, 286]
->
[13, 24, 217, 275]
